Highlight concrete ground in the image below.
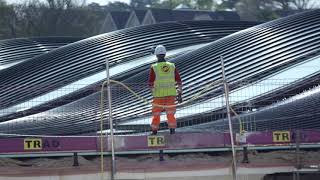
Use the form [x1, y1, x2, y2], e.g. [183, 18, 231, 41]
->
[0, 150, 319, 180]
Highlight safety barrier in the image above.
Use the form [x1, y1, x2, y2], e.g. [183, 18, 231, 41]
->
[0, 52, 319, 180]
[1, 130, 320, 154]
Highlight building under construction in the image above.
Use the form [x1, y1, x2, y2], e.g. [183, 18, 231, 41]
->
[0, 9, 320, 180]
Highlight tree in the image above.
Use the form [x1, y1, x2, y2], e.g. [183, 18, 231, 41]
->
[272, 0, 314, 10]
[272, 0, 291, 10]
[215, 0, 240, 10]
[107, 1, 132, 11]
[291, 0, 310, 10]
[195, 0, 213, 10]
[11, 0, 102, 38]
[217, 0, 315, 10]
[130, 0, 147, 8]
[130, 0, 162, 8]
[163, 0, 214, 10]
[15, 0, 50, 36]
[235, 0, 278, 21]
[153, 0, 192, 9]
[0, 0, 17, 38]
[233, 0, 315, 21]
[46, 0, 76, 9]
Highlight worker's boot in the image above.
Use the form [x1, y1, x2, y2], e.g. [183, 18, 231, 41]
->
[170, 128, 175, 135]
[151, 130, 157, 135]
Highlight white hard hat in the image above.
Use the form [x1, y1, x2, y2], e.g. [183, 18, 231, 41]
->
[154, 45, 166, 55]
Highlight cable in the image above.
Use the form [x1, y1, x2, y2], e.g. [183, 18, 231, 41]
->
[99, 79, 245, 133]
[107, 79, 223, 108]
[0, 79, 245, 138]
[230, 107, 245, 134]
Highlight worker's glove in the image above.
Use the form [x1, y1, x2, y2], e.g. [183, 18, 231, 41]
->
[176, 92, 183, 104]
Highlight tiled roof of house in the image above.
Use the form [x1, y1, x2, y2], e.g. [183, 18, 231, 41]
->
[214, 11, 240, 21]
[148, 8, 174, 22]
[110, 11, 131, 29]
[103, 8, 240, 31]
[134, 9, 148, 23]
[172, 10, 196, 21]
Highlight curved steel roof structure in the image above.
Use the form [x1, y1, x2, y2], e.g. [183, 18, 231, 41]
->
[114, 53, 320, 133]
[0, 21, 256, 110]
[1, 10, 320, 135]
[0, 37, 82, 68]
[0, 21, 256, 116]
[181, 84, 320, 133]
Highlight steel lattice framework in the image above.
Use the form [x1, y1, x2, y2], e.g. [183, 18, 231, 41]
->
[0, 21, 257, 109]
[0, 10, 320, 135]
[179, 85, 320, 133]
[0, 37, 82, 67]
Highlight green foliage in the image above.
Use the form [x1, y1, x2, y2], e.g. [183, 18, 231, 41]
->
[257, 9, 279, 21]
[195, 0, 213, 10]
[215, 0, 240, 10]
[0, 0, 6, 6]
[0, 1, 16, 39]
[12, 0, 104, 37]
[153, 0, 192, 9]
[130, 0, 160, 8]
[0, 0, 316, 40]
[107, 1, 132, 11]
[234, 0, 312, 21]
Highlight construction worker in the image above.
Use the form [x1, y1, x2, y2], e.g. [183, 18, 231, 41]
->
[148, 45, 183, 135]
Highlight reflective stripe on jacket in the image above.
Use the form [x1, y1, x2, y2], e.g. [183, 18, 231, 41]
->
[152, 62, 177, 97]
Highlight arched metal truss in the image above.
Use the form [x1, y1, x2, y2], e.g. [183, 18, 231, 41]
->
[0, 37, 82, 68]
[1, 10, 320, 135]
[0, 21, 257, 109]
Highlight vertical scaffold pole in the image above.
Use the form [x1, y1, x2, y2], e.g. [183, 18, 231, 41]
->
[105, 58, 116, 180]
[220, 56, 237, 180]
